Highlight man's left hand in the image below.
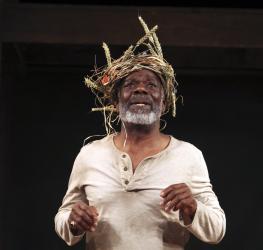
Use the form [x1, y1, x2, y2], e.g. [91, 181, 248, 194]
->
[160, 183, 197, 225]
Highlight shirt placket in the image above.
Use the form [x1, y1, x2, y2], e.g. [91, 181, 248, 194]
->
[119, 152, 133, 189]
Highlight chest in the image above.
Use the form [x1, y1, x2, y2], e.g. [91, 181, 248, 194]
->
[127, 148, 163, 171]
[81, 152, 191, 206]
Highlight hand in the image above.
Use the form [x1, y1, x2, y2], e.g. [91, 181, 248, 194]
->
[68, 201, 99, 235]
[160, 183, 197, 225]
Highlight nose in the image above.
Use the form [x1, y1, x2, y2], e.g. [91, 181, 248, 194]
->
[133, 82, 148, 94]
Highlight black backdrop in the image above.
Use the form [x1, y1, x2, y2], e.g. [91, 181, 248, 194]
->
[2, 41, 263, 250]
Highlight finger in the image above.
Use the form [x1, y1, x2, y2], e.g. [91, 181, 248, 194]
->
[174, 197, 194, 211]
[89, 206, 99, 216]
[164, 192, 192, 211]
[160, 185, 177, 197]
[72, 214, 98, 233]
[72, 207, 95, 225]
[71, 214, 90, 232]
[85, 208, 99, 224]
[79, 204, 99, 219]
[160, 183, 187, 197]
[78, 203, 90, 211]
[161, 186, 189, 206]
[87, 206, 99, 219]
[87, 225, 97, 232]
[75, 204, 99, 226]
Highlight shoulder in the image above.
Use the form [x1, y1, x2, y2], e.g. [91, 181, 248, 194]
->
[170, 136, 202, 156]
[81, 134, 112, 150]
[76, 134, 114, 160]
[70, 135, 114, 170]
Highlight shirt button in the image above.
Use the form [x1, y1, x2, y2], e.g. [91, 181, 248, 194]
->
[122, 154, 126, 158]
[124, 180, 129, 185]
[123, 166, 128, 171]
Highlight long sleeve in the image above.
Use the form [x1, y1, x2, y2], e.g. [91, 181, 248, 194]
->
[54, 152, 86, 246]
[185, 151, 226, 243]
[160, 148, 226, 244]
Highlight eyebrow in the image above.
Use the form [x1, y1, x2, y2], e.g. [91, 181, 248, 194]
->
[123, 78, 160, 84]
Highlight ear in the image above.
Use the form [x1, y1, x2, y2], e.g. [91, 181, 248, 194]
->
[161, 99, 166, 114]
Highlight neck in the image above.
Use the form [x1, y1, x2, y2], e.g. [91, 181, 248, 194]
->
[120, 120, 162, 145]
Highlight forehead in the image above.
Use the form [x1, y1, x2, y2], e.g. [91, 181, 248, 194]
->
[124, 69, 161, 83]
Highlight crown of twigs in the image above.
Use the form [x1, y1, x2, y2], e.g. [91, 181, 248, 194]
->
[84, 16, 178, 134]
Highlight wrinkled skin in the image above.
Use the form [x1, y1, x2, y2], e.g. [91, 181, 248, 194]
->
[68, 201, 99, 235]
[160, 183, 197, 225]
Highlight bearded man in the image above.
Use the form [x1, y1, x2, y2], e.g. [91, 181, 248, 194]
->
[55, 17, 226, 250]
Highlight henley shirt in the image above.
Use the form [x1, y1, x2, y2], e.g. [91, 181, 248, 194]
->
[55, 134, 226, 249]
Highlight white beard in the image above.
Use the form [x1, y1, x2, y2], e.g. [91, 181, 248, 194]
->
[122, 110, 159, 125]
[119, 100, 163, 125]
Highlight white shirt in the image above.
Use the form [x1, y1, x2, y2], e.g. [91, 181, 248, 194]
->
[55, 134, 226, 250]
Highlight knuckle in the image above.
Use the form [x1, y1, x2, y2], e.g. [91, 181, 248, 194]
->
[77, 202, 83, 208]
[170, 200, 176, 207]
[177, 194, 183, 200]
[80, 204, 86, 210]
[78, 210, 84, 217]
[181, 200, 187, 206]
[87, 207, 94, 213]
[75, 217, 82, 223]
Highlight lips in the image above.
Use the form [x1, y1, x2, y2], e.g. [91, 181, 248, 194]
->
[129, 99, 152, 106]
[128, 95, 153, 109]
[133, 103, 148, 106]
[130, 102, 151, 105]
[129, 102, 151, 108]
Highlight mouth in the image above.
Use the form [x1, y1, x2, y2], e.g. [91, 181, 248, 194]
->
[129, 103, 152, 110]
[130, 100, 152, 106]
[131, 103, 150, 106]
[128, 102, 152, 113]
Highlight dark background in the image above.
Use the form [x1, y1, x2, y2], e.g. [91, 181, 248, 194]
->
[1, 1, 263, 250]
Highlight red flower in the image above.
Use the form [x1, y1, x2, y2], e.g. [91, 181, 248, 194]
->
[101, 75, 110, 85]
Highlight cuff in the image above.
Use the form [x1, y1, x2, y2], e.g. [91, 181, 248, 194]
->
[55, 210, 85, 246]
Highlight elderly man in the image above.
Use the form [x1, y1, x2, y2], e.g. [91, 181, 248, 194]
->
[55, 17, 226, 250]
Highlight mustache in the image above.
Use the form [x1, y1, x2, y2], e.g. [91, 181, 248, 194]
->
[127, 94, 153, 106]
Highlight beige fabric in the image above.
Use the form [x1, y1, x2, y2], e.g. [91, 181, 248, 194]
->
[55, 135, 226, 249]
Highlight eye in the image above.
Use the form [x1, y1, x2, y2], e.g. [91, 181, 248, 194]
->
[123, 82, 130, 88]
[147, 82, 158, 88]
[123, 81, 135, 88]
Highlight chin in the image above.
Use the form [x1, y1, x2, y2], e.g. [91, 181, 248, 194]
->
[129, 106, 151, 114]
[122, 111, 159, 125]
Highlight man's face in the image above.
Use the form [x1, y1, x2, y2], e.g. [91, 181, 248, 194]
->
[117, 69, 165, 125]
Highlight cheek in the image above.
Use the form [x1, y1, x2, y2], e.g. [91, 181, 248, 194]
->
[117, 91, 129, 111]
[155, 92, 166, 112]
[120, 90, 131, 102]
[152, 91, 164, 103]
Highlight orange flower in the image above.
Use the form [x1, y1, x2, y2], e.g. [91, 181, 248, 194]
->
[101, 75, 110, 85]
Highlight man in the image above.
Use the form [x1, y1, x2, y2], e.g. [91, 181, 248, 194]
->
[55, 17, 226, 249]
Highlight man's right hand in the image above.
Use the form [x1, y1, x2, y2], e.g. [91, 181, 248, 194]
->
[68, 201, 99, 236]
